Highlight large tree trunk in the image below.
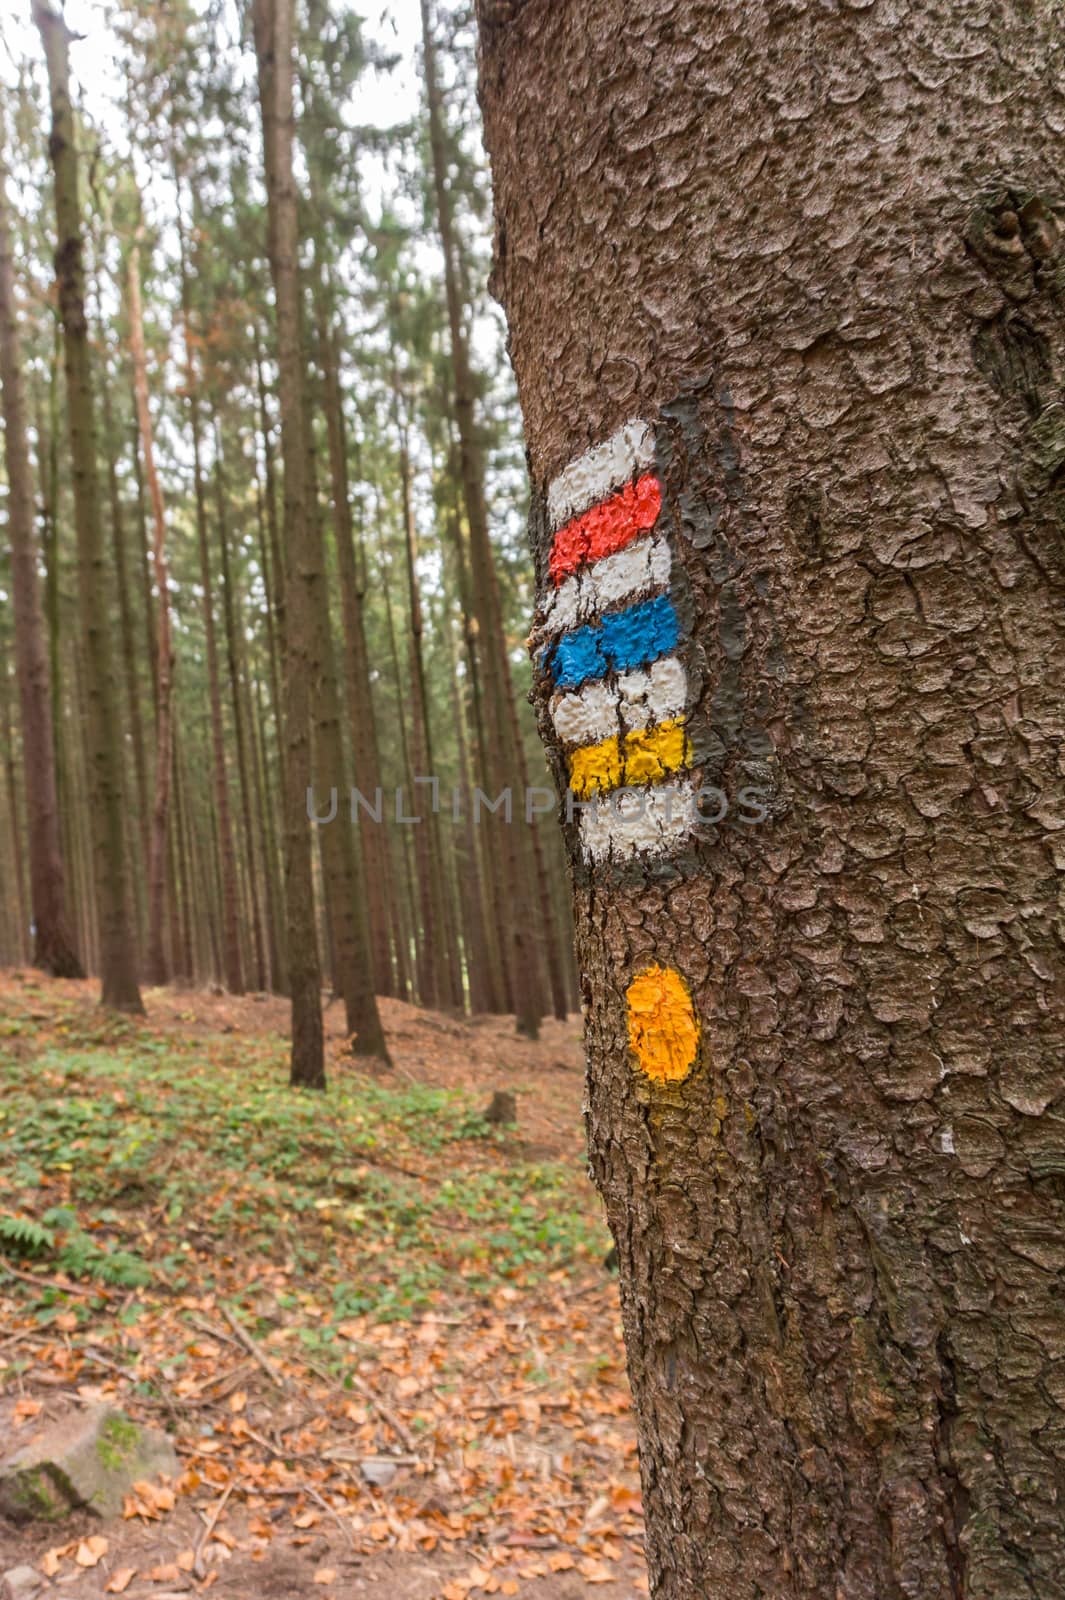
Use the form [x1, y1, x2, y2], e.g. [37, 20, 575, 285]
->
[127, 235, 174, 988]
[0, 150, 83, 978]
[476, 4, 1065, 1597]
[253, 0, 325, 1087]
[34, 2, 142, 1013]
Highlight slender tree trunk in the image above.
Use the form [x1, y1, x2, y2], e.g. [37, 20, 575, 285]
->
[443, 455, 512, 1014]
[479, 3, 1065, 1596]
[250, 668, 286, 993]
[127, 235, 174, 987]
[396, 393, 451, 1010]
[0, 646, 31, 964]
[0, 152, 83, 978]
[213, 428, 267, 992]
[34, 1, 142, 1012]
[303, 403, 390, 1058]
[314, 276, 396, 997]
[99, 343, 150, 884]
[253, 0, 325, 1086]
[175, 203, 244, 995]
[420, 0, 544, 1037]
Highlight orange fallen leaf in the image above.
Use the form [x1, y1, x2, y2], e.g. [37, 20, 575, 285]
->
[76, 1536, 109, 1567]
[105, 1570, 137, 1594]
[313, 1569, 337, 1585]
[230, 1391, 247, 1413]
[579, 1558, 615, 1583]
[40, 1549, 62, 1577]
[176, 1549, 195, 1571]
[547, 1552, 575, 1572]
[147, 1562, 181, 1582]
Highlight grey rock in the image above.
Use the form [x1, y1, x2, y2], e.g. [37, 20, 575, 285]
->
[2, 1566, 43, 1600]
[0, 1404, 178, 1522]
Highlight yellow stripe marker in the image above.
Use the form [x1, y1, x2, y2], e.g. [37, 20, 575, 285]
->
[568, 717, 691, 799]
[625, 964, 700, 1083]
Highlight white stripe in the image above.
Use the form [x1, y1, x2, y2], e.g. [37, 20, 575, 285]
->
[547, 418, 655, 531]
[550, 655, 689, 747]
[617, 656, 688, 732]
[578, 778, 700, 863]
[537, 532, 671, 639]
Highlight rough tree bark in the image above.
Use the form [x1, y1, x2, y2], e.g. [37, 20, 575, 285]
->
[0, 149, 83, 978]
[127, 233, 174, 987]
[476, 4, 1065, 1597]
[253, 0, 325, 1087]
[34, 1, 142, 1012]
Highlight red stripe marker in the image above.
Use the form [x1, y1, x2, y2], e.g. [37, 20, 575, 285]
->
[548, 474, 662, 586]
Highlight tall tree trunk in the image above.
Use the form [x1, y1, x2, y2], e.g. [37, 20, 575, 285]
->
[420, 0, 545, 1037]
[478, 4, 1065, 1597]
[213, 428, 267, 992]
[252, 0, 325, 1086]
[396, 391, 452, 1011]
[314, 276, 396, 998]
[0, 645, 31, 965]
[303, 403, 390, 1058]
[250, 667, 286, 993]
[175, 202, 244, 995]
[0, 151, 83, 978]
[127, 235, 174, 987]
[34, 2, 142, 1013]
[99, 341, 150, 885]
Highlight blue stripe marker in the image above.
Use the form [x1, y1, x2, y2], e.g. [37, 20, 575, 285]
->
[547, 594, 680, 690]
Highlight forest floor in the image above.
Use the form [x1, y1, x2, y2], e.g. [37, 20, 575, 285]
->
[0, 972, 647, 1600]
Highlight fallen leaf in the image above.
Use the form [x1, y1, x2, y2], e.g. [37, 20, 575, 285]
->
[230, 1390, 247, 1413]
[105, 1570, 137, 1594]
[40, 1550, 62, 1577]
[76, 1536, 109, 1567]
[177, 1548, 196, 1571]
[547, 1552, 575, 1572]
[313, 1569, 337, 1585]
[147, 1562, 181, 1582]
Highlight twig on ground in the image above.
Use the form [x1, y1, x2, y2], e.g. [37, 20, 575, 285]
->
[0, 1257, 96, 1298]
[220, 1304, 286, 1390]
[306, 1483, 357, 1548]
[193, 1480, 234, 1581]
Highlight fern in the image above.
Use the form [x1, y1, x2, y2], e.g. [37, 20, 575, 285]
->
[0, 1214, 56, 1259]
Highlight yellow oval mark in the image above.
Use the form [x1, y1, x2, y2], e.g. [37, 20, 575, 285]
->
[625, 964, 700, 1083]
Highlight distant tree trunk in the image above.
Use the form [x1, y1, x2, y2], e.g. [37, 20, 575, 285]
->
[304, 409, 390, 1059]
[175, 203, 244, 995]
[396, 388, 452, 1011]
[420, 0, 544, 1037]
[34, 1, 142, 1013]
[127, 235, 174, 987]
[314, 275, 396, 998]
[478, 3, 1065, 1597]
[99, 342, 150, 886]
[0, 152, 83, 978]
[253, 0, 325, 1087]
[213, 429, 267, 993]
[0, 646, 30, 965]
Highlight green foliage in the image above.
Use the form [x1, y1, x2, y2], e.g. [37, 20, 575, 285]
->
[0, 1213, 56, 1258]
[0, 1016, 608, 1322]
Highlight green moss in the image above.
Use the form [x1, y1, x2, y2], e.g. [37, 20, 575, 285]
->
[96, 1414, 139, 1471]
[9, 1466, 69, 1520]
